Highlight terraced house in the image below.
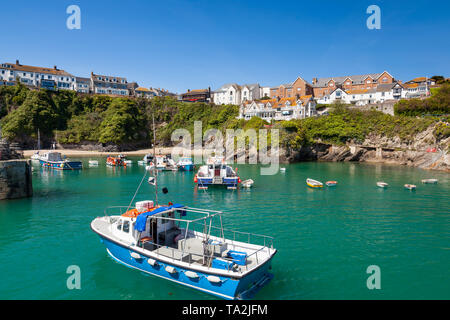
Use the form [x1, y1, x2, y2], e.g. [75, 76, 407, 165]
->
[402, 77, 434, 98]
[0, 60, 75, 90]
[311, 71, 395, 98]
[90, 72, 129, 96]
[270, 77, 314, 100]
[239, 95, 316, 121]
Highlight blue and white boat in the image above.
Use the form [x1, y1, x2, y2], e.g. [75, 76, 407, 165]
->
[39, 152, 82, 170]
[91, 117, 275, 299]
[177, 157, 194, 171]
[91, 203, 276, 300]
[194, 156, 240, 190]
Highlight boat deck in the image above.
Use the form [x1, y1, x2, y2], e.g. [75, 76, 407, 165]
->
[91, 216, 273, 275]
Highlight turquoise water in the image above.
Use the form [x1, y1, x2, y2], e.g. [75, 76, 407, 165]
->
[0, 158, 449, 299]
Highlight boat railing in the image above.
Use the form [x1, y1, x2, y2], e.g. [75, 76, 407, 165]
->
[189, 220, 274, 252]
[136, 238, 248, 272]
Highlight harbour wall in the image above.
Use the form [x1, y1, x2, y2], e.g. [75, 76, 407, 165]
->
[0, 160, 33, 200]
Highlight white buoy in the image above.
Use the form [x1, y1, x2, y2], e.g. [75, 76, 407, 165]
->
[147, 258, 157, 266]
[185, 271, 199, 279]
[207, 275, 221, 283]
[165, 266, 177, 274]
[130, 252, 141, 259]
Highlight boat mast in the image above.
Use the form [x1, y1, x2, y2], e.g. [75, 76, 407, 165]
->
[152, 114, 158, 205]
[37, 129, 41, 150]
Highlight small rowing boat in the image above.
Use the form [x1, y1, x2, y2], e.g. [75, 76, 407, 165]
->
[421, 179, 438, 184]
[404, 184, 416, 190]
[306, 178, 323, 188]
[326, 181, 337, 187]
[377, 182, 388, 188]
[280, 168, 286, 173]
[241, 179, 254, 188]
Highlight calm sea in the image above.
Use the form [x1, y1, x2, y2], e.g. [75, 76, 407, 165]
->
[0, 158, 449, 299]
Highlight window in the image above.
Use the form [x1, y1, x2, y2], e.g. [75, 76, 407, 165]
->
[123, 221, 130, 233]
[117, 221, 122, 231]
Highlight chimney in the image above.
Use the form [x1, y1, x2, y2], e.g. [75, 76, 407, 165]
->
[54, 65, 58, 70]
[16, 59, 20, 65]
[312, 78, 318, 85]
[188, 89, 190, 93]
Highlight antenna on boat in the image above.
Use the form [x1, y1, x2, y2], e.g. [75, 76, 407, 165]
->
[152, 114, 158, 206]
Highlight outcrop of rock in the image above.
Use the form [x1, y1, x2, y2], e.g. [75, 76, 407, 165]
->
[0, 139, 32, 200]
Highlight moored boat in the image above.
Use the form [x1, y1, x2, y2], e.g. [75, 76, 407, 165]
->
[89, 160, 99, 166]
[404, 184, 416, 190]
[421, 179, 438, 184]
[241, 179, 254, 188]
[306, 178, 323, 188]
[377, 182, 389, 188]
[31, 152, 41, 161]
[326, 181, 337, 187]
[91, 202, 276, 300]
[194, 156, 241, 190]
[107, 155, 127, 167]
[154, 155, 177, 171]
[177, 157, 194, 171]
[39, 152, 82, 170]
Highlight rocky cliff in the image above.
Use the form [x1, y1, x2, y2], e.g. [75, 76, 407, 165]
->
[283, 123, 449, 172]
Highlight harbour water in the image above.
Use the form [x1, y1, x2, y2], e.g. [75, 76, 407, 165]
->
[0, 159, 449, 299]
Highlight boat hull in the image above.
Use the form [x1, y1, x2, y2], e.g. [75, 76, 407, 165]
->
[39, 159, 82, 170]
[97, 235, 274, 300]
[178, 164, 194, 171]
[197, 177, 239, 188]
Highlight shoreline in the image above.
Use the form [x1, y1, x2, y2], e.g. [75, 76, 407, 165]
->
[22, 148, 205, 158]
[22, 148, 449, 172]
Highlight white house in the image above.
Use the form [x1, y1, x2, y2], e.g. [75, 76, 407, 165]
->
[213, 83, 241, 105]
[241, 84, 261, 102]
[0, 60, 76, 90]
[239, 96, 316, 121]
[213, 83, 266, 105]
[75, 77, 90, 93]
[260, 86, 271, 98]
[90, 72, 129, 96]
[316, 82, 407, 106]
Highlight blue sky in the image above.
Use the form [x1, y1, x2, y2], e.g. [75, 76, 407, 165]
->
[1, 0, 449, 93]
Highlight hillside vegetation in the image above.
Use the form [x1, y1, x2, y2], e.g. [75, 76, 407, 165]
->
[0, 84, 448, 151]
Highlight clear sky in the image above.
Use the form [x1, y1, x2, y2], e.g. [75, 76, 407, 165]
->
[1, 0, 449, 93]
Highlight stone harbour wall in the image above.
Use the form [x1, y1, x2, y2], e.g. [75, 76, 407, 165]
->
[0, 160, 33, 200]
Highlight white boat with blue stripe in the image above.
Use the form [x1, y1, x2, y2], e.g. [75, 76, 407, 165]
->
[91, 203, 276, 300]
